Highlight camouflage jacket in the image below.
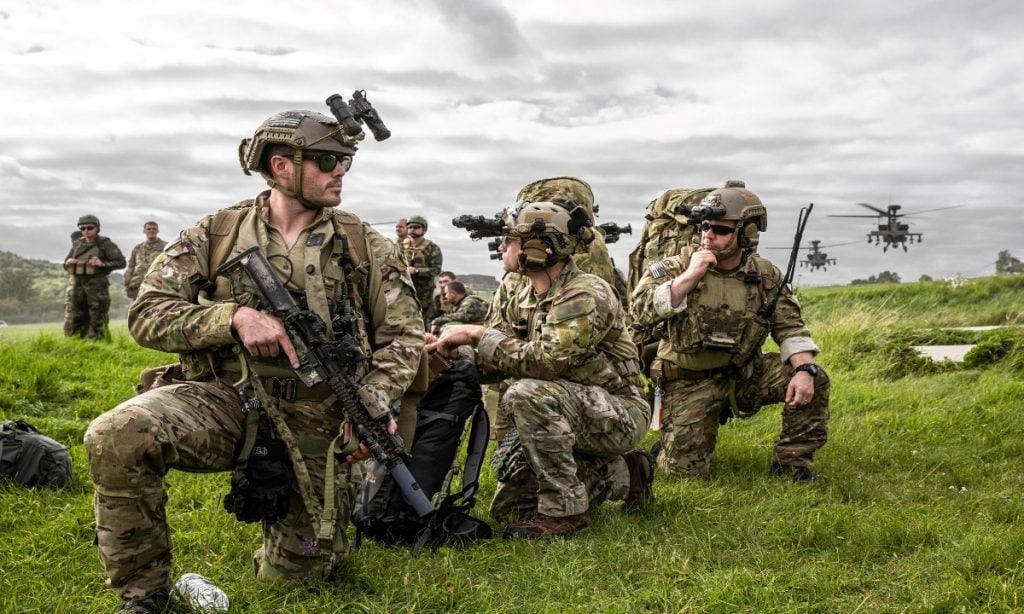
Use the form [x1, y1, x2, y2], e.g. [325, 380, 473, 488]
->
[631, 246, 818, 372]
[476, 261, 643, 394]
[431, 293, 488, 330]
[402, 238, 443, 294]
[64, 236, 126, 277]
[124, 238, 168, 293]
[129, 194, 424, 403]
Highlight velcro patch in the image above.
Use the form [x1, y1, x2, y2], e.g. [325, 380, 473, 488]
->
[648, 260, 670, 279]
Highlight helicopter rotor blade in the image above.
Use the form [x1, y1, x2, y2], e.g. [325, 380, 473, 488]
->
[899, 204, 967, 218]
[855, 202, 891, 216]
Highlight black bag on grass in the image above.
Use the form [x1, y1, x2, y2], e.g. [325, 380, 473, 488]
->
[352, 360, 492, 554]
[0, 420, 73, 488]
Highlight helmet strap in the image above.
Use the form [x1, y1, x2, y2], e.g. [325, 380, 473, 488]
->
[264, 151, 326, 210]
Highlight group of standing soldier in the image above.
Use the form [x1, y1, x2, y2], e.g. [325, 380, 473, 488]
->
[62, 217, 166, 340]
[77, 102, 828, 613]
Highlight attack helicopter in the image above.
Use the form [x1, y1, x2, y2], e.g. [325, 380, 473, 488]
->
[828, 203, 963, 252]
[766, 239, 859, 272]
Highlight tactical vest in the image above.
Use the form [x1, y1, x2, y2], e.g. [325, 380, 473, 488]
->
[66, 238, 112, 276]
[178, 200, 380, 380]
[659, 247, 780, 372]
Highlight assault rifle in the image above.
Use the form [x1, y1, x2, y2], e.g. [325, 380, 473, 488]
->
[217, 246, 434, 517]
[759, 203, 814, 323]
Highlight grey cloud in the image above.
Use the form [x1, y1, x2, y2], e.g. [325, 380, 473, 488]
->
[430, 0, 531, 62]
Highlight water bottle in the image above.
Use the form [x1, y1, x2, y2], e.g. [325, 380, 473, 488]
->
[174, 573, 230, 612]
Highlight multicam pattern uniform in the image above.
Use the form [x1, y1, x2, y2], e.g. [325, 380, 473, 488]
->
[124, 238, 168, 299]
[430, 292, 489, 330]
[631, 245, 829, 477]
[63, 236, 126, 339]
[84, 194, 423, 600]
[476, 261, 649, 521]
[402, 238, 443, 325]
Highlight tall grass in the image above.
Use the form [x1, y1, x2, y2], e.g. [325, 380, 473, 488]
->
[1, 277, 1023, 612]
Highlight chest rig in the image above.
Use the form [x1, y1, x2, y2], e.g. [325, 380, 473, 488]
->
[667, 248, 779, 371]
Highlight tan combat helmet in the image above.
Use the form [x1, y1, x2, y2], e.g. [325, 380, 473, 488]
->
[238, 110, 363, 208]
[697, 179, 767, 248]
[77, 214, 101, 228]
[502, 200, 592, 272]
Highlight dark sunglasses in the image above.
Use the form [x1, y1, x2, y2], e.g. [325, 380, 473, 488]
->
[79, 225, 97, 231]
[407, 224, 424, 230]
[700, 221, 736, 236]
[305, 152, 352, 173]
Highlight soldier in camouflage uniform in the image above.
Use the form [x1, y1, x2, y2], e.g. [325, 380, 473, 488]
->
[631, 181, 829, 481]
[428, 198, 653, 539]
[432, 270, 456, 319]
[83, 109, 423, 613]
[123, 221, 167, 300]
[401, 215, 443, 326]
[429, 280, 488, 334]
[63, 215, 126, 340]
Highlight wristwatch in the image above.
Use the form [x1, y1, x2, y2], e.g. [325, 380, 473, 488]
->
[793, 363, 821, 378]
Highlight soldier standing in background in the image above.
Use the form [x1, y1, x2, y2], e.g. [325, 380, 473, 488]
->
[84, 107, 422, 613]
[428, 198, 652, 539]
[631, 181, 830, 481]
[429, 280, 488, 334]
[123, 221, 167, 300]
[395, 218, 408, 242]
[402, 215, 443, 326]
[63, 215, 126, 340]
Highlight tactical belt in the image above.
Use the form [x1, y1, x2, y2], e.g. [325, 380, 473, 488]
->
[219, 369, 331, 402]
[659, 362, 734, 382]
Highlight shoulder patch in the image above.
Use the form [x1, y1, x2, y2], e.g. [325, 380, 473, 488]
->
[648, 260, 671, 279]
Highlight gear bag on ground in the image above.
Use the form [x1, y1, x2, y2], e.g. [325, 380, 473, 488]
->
[1, 420, 73, 488]
[352, 360, 492, 554]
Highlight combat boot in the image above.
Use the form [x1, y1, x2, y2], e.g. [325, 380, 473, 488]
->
[623, 449, 655, 512]
[502, 511, 591, 539]
[114, 588, 170, 614]
[770, 462, 828, 482]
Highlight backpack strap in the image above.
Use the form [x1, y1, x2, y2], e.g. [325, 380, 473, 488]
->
[206, 201, 253, 284]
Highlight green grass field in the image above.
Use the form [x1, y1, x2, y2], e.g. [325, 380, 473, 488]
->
[1, 276, 1022, 612]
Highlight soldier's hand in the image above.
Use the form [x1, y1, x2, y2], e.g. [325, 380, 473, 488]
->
[231, 306, 300, 368]
[345, 418, 398, 463]
[687, 248, 717, 276]
[786, 372, 815, 407]
[64, 258, 78, 266]
[406, 266, 416, 278]
[86, 256, 104, 267]
[426, 324, 484, 357]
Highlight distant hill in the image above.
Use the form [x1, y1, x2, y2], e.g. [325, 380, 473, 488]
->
[460, 273, 500, 293]
[0, 250, 127, 324]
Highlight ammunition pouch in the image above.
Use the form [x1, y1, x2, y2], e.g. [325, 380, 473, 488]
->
[223, 437, 293, 524]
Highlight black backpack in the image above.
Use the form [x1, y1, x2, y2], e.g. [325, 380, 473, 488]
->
[352, 360, 492, 554]
[0, 420, 73, 488]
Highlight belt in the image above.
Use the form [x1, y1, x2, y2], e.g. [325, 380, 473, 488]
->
[659, 362, 734, 382]
[220, 371, 332, 402]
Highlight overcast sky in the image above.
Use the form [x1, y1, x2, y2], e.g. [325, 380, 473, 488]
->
[2, 0, 1021, 286]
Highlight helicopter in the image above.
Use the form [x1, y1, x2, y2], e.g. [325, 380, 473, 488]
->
[766, 239, 859, 271]
[828, 203, 963, 252]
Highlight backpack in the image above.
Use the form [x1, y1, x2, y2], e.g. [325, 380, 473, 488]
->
[626, 187, 714, 346]
[352, 360, 493, 554]
[0, 420, 73, 488]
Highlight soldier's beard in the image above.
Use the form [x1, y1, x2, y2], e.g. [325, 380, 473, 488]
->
[707, 234, 741, 261]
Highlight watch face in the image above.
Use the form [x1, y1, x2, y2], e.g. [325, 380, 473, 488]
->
[798, 364, 819, 377]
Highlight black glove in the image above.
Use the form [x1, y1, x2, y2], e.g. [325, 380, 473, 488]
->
[223, 438, 293, 524]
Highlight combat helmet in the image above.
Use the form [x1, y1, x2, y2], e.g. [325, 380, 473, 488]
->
[502, 200, 593, 272]
[515, 176, 597, 215]
[238, 110, 363, 208]
[77, 214, 100, 228]
[407, 215, 429, 231]
[695, 180, 767, 248]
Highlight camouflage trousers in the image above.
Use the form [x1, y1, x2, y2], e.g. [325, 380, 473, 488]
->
[490, 378, 649, 521]
[83, 379, 360, 600]
[414, 284, 435, 328]
[656, 353, 830, 477]
[65, 276, 110, 339]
